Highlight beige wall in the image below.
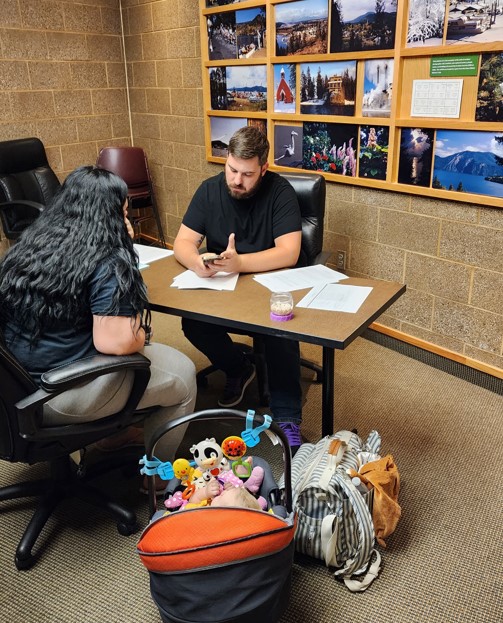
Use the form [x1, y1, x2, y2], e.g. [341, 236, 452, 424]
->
[1, 0, 502, 374]
[0, 0, 130, 175]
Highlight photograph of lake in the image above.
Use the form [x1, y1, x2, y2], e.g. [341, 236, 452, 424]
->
[275, 0, 328, 56]
[432, 130, 503, 199]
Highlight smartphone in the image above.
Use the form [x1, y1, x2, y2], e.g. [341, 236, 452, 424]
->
[202, 254, 223, 265]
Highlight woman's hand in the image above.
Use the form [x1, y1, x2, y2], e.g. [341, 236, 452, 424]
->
[125, 216, 135, 239]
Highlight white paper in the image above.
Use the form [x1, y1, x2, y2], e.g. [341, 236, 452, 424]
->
[296, 283, 373, 314]
[134, 244, 174, 265]
[253, 264, 348, 292]
[410, 79, 463, 118]
[171, 270, 239, 291]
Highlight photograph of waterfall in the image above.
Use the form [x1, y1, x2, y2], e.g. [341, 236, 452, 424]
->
[362, 58, 393, 117]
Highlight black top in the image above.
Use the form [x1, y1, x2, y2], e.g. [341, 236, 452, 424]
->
[182, 170, 301, 256]
[4, 262, 135, 384]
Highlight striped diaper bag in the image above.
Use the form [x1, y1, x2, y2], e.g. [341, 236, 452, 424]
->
[288, 430, 382, 592]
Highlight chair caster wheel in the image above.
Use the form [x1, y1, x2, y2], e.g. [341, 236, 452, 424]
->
[15, 553, 37, 570]
[117, 521, 139, 536]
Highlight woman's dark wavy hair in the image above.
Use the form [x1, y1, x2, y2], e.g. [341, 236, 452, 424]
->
[0, 165, 150, 341]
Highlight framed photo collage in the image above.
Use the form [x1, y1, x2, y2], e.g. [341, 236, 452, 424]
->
[201, 0, 503, 207]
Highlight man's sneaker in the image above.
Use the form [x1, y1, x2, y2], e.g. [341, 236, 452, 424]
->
[278, 422, 303, 455]
[218, 361, 256, 408]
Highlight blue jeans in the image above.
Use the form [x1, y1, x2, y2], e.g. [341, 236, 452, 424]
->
[181, 318, 302, 423]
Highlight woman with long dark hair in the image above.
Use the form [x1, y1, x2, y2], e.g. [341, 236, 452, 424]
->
[0, 166, 196, 458]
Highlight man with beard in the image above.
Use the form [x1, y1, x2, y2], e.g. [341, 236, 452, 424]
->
[173, 126, 304, 451]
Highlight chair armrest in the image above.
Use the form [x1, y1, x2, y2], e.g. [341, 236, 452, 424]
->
[15, 353, 152, 439]
[39, 353, 150, 392]
[0, 200, 44, 216]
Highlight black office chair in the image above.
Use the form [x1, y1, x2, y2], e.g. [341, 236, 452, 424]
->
[96, 146, 167, 248]
[0, 137, 61, 241]
[0, 330, 158, 570]
[197, 172, 328, 405]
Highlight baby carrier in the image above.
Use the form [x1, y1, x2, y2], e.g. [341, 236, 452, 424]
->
[136, 408, 295, 623]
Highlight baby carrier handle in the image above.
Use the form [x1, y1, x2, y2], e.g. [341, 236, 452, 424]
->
[144, 408, 293, 518]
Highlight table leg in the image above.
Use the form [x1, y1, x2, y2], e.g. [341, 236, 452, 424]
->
[321, 347, 334, 437]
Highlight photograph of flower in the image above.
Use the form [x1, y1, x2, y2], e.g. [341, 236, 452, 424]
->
[397, 128, 434, 187]
[274, 64, 296, 114]
[276, 0, 328, 56]
[210, 117, 248, 157]
[475, 52, 503, 122]
[207, 11, 237, 61]
[302, 122, 358, 176]
[406, 0, 445, 47]
[300, 61, 356, 116]
[330, 0, 397, 53]
[358, 125, 389, 180]
[274, 124, 303, 168]
[236, 7, 266, 59]
[446, 3, 503, 46]
[432, 130, 503, 198]
[362, 59, 393, 117]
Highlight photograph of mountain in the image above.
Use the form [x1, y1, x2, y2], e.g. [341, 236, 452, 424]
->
[432, 130, 503, 198]
[406, 0, 445, 47]
[236, 7, 266, 59]
[476, 52, 503, 122]
[330, 0, 397, 53]
[275, 0, 328, 56]
[398, 128, 434, 187]
[300, 61, 356, 116]
[211, 65, 267, 112]
[210, 117, 247, 157]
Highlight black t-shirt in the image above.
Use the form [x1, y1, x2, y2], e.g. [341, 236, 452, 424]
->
[3, 262, 135, 384]
[182, 170, 301, 255]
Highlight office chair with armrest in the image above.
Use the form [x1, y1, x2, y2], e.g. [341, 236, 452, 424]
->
[96, 146, 167, 248]
[0, 137, 61, 241]
[0, 331, 158, 570]
[197, 172, 328, 405]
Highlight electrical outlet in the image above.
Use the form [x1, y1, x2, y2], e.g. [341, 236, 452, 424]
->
[335, 250, 346, 270]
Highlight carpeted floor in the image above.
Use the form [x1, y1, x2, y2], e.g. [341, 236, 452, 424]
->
[0, 312, 502, 623]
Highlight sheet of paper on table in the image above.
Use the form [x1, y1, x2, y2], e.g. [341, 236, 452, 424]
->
[253, 264, 348, 292]
[134, 244, 174, 270]
[171, 270, 239, 291]
[296, 283, 373, 314]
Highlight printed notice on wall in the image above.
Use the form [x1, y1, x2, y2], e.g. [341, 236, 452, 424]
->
[410, 79, 463, 118]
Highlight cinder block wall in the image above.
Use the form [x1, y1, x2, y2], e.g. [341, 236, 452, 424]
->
[0, 0, 130, 176]
[0, 0, 502, 374]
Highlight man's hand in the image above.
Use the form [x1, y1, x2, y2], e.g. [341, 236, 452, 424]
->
[192, 255, 220, 278]
[209, 233, 241, 274]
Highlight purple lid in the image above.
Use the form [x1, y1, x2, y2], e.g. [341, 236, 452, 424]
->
[270, 311, 293, 322]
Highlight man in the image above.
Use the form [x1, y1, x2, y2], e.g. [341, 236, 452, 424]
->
[173, 126, 303, 450]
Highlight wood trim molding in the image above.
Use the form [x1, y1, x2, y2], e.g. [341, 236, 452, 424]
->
[370, 322, 503, 381]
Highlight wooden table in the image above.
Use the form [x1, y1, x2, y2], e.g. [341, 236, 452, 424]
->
[143, 256, 406, 436]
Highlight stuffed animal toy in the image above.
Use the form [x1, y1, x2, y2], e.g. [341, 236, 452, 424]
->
[189, 438, 226, 477]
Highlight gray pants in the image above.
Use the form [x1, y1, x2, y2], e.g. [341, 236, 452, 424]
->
[43, 343, 197, 459]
